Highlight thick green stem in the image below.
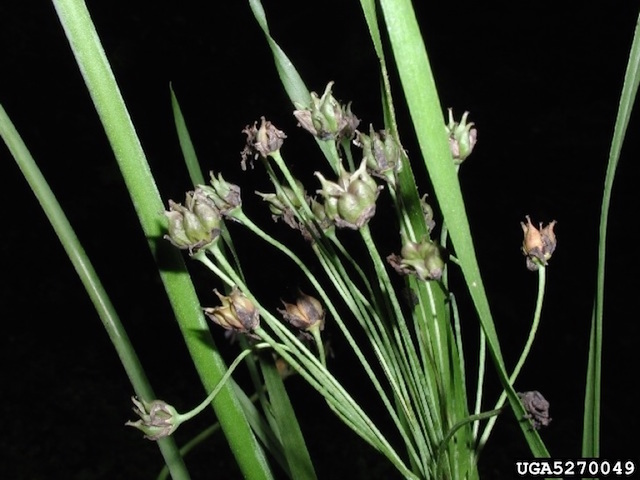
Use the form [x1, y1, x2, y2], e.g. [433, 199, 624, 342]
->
[50, 1, 272, 477]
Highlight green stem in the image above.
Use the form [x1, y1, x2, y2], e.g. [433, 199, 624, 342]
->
[340, 137, 356, 171]
[252, 328, 419, 480]
[193, 249, 235, 288]
[0, 101, 190, 480]
[478, 266, 547, 450]
[436, 407, 504, 478]
[360, 225, 435, 465]
[50, 1, 272, 477]
[179, 344, 271, 423]
[472, 328, 487, 440]
[228, 208, 424, 465]
[208, 244, 419, 479]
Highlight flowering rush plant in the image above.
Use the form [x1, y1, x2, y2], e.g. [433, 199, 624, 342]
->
[2, 0, 638, 478]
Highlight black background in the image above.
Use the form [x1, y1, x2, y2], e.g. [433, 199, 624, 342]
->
[1, 1, 639, 478]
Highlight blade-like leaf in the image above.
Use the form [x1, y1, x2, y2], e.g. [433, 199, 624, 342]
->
[247, 0, 340, 172]
[263, 363, 317, 480]
[50, 0, 273, 477]
[377, 0, 549, 456]
[0, 101, 190, 479]
[583, 7, 640, 460]
[170, 83, 205, 186]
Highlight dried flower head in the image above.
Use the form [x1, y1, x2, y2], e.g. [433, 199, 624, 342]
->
[279, 291, 325, 332]
[241, 117, 286, 170]
[204, 287, 260, 334]
[199, 172, 242, 214]
[521, 216, 557, 270]
[518, 390, 552, 430]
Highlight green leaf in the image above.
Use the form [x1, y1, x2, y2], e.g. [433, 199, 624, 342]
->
[583, 7, 640, 460]
[247, 0, 340, 172]
[262, 362, 317, 480]
[377, 0, 549, 457]
[50, 0, 273, 477]
[0, 101, 190, 480]
[170, 83, 205, 186]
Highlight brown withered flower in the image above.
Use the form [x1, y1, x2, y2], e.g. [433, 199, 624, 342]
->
[200, 172, 242, 214]
[518, 390, 552, 430]
[279, 291, 325, 333]
[240, 117, 286, 170]
[204, 287, 259, 334]
[521, 215, 557, 271]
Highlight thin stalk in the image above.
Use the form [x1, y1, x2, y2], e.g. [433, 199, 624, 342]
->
[360, 225, 435, 464]
[207, 244, 419, 479]
[478, 266, 547, 450]
[179, 344, 271, 423]
[232, 210, 414, 441]
[436, 407, 504, 479]
[472, 328, 487, 440]
[248, 157, 425, 451]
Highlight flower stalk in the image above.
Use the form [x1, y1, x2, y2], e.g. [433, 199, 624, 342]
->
[127, 344, 271, 440]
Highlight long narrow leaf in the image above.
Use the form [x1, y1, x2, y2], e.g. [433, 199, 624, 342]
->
[170, 83, 205, 186]
[0, 102, 190, 479]
[360, 2, 477, 473]
[377, 0, 549, 456]
[263, 364, 317, 480]
[50, 0, 273, 477]
[583, 8, 640, 459]
[248, 0, 340, 172]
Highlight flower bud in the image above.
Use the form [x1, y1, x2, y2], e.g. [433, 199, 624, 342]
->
[521, 216, 557, 271]
[279, 291, 325, 332]
[256, 182, 305, 217]
[337, 178, 377, 226]
[446, 109, 477, 164]
[189, 190, 221, 232]
[309, 197, 333, 233]
[200, 172, 242, 214]
[240, 117, 286, 170]
[356, 126, 403, 181]
[387, 237, 447, 280]
[256, 181, 312, 236]
[293, 82, 360, 141]
[315, 159, 381, 230]
[163, 191, 221, 253]
[125, 397, 181, 441]
[204, 287, 259, 334]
